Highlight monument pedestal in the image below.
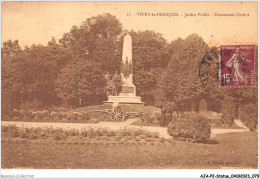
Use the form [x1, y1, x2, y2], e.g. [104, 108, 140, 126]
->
[105, 84, 143, 104]
[105, 95, 143, 104]
[120, 85, 136, 96]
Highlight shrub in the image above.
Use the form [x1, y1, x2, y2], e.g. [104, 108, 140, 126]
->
[10, 127, 20, 137]
[106, 130, 116, 137]
[34, 110, 50, 120]
[53, 117, 60, 121]
[164, 102, 177, 112]
[20, 128, 30, 138]
[2, 125, 18, 134]
[52, 128, 66, 140]
[65, 113, 73, 121]
[167, 113, 211, 143]
[60, 112, 67, 120]
[3, 124, 20, 137]
[141, 111, 160, 125]
[220, 97, 236, 126]
[53, 107, 68, 112]
[239, 103, 258, 131]
[155, 101, 165, 109]
[80, 129, 88, 137]
[29, 133, 39, 140]
[71, 113, 79, 121]
[2, 115, 11, 121]
[53, 133, 64, 141]
[2, 124, 160, 140]
[50, 111, 59, 118]
[144, 130, 159, 138]
[13, 109, 24, 118]
[10, 130, 19, 138]
[2, 126, 9, 133]
[67, 129, 79, 136]
[81, 112, 89, 121]
[65, 113, 80, 121]
[12, 116, 20, 121]
[20, 100, 42, 111]
[199, 100, 207, 113]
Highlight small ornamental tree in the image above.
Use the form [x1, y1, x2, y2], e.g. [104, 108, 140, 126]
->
[221, 97, 236, 126]
[199, 99, 207, 113]
[167, 113, 211, 143]
[238, 103, 258, 131]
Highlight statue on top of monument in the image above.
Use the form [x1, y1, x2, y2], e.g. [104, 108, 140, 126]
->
[121, 57, 133, 79]
[111, 70, 121, 96]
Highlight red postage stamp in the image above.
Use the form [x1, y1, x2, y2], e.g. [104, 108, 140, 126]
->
[220, 45, 255, 87]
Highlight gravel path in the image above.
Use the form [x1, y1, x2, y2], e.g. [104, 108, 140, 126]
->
[234, 119, 249, 129]
[211, 128, 248, 137]
[1, 119, 250, 139]
[209, 119, 249, 137]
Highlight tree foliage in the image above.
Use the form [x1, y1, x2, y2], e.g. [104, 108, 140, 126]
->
[238, 103, 258, 131]
[221, 97, 236, 126]
[55, 59, 106, 107]
[2, 38, 72, 111]
[59, 13, 123, 73]
[128, 31, 170, 104]
[2, 40, 23, 115]
[163, 34, 210, 111]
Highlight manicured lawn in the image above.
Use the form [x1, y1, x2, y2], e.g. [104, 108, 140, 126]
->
[1, 132, 257, 169]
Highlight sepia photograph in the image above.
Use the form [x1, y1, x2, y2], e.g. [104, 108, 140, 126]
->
[1, 1, 258, 177]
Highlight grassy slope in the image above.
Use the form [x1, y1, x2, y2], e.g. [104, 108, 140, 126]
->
[1, 132, 257, 169]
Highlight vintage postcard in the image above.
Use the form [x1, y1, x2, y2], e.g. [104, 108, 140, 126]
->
[1, 1, 258, 178]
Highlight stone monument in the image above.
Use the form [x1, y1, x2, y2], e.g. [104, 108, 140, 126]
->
[105, 34, 143, 104]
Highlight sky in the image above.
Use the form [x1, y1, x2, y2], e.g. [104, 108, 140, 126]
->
[1, 1, 258, 48]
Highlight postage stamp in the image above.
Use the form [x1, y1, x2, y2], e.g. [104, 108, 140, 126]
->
[219, 45, 255, 87]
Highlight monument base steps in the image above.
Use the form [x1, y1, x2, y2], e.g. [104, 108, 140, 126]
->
[104, 95, 143, 104]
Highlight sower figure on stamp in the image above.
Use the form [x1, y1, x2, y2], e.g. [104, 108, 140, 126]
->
[226, 47, 250, 84]
[111, 70, 121, 96]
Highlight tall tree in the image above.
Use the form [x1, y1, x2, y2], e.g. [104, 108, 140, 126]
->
[164, 34, 210, 112]
[2, 40, 23, 115]
[2, 38, 72, 112]
[59, 13, 123, 73]
[19, 39, 72, 108]
[55, 59, 106, 107]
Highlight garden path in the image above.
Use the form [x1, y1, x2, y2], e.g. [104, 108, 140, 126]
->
[2, 118, 250, 139]
[234, 119, 249, 129]
[210, 119, 249, 137]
